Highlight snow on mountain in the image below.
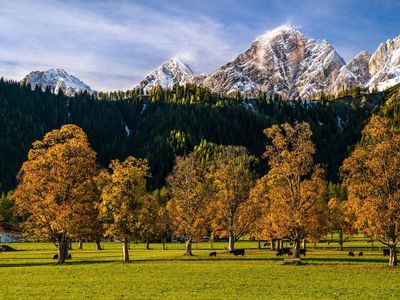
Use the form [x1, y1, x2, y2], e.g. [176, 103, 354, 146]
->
[137, 27, 400, 98]
[332, 51, 372, 94]
[200, 25, 345, 98]
[367, 34, 400, 91]
[22, 68, 92, 96]
[139, 58, 194, 90]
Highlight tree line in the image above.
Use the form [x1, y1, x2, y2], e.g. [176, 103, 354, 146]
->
[9, 105, 400, 266]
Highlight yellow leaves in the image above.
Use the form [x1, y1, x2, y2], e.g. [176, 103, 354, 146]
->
[342, 115, 400, 243]
[166, 154, 209, 240]
[97, 157, 149, 241]
[261, 122, 327, 241]
[13, 124, 99, 242]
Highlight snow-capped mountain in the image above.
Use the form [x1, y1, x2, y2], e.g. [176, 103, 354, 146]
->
[201, 26, 345, 98]
[367, 34, 400, 91]
[22, 68, 92, 96]
[137, 27, 400, 98]
[139, 58, 194, 90]
[332, 51, 372, 94]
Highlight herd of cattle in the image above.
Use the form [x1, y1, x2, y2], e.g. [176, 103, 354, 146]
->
[207, 248, 395, 258]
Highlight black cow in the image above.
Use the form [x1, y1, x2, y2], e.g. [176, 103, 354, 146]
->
[67, 254, 72, 259]
[277, 248, 291, 256]
[300, 249, 307, 256]
[348, 251, 355, 257]
[209, 251, 217, 257]
[358, 251, 363, 256]
[230, 249, 245, 256]
[383, 249, 390, 256]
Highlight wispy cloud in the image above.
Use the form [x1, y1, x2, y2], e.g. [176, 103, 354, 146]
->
[0, 0, 399, 91]
[0, 0, 245, 90]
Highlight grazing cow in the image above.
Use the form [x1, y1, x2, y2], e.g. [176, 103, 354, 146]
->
[230, 249, 245, 256]
[348, 251, 355, 257]
[53, 254, 58, 260]
[209, 251, 217, 257]
[263, 242, 270, 247]
[67, 254, 72, 259]
[358, 251, 363, 256]
[277, 248, 291, 256]
[383, 249, 390, 256]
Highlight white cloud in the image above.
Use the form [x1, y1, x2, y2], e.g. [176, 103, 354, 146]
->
[0, 0, 244, 91]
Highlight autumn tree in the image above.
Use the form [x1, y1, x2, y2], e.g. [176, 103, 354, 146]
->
[209, 146, 257, 251]
[167, 154, 209, 256]
[341, 115, 400, 266]
[264, 122, 327, 259]
[97, 156, 149, 262]
[326, 183, 356, 250]
[137, 193, 170, 250]
[248, 176, 276, 249]
[13, 125, 98, 264]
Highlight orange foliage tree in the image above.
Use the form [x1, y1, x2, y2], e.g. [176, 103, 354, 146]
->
[13, 125, 98, 264]
[166, 154, 210, 256]
[263, 122, 327, 258]
[97, 156, 149, 263]
[341, 115, 400, 266]
[209, 146, 257, 251]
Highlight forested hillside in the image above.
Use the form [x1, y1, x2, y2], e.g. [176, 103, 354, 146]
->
[0, 79, 389, 193]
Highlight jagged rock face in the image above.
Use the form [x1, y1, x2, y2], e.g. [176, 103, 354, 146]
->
[367, 35, 400, 90]
[22, 68, 92, 96]
[137, 27, 400, 98]
[139, 58, 194, 90]
[201, 26, 345, 98]
[332, 51, 371, 93]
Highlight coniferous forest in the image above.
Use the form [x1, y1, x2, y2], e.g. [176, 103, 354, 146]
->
[1, 79, 391, 194]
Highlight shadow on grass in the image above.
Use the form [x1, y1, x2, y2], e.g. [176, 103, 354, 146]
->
[0, 255, 390, 268]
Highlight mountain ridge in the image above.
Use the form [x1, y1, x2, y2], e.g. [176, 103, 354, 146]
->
[138, 26, 400, 98]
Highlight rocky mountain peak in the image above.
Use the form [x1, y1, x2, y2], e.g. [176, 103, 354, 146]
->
[22, 68, 92, 96]
[139, 58, 194, 90]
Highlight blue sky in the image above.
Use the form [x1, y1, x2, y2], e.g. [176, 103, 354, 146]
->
[0, 0, 399, 91]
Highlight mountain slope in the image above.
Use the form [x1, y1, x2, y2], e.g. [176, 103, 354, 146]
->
[367, 35, 400, 91]
[139, 58, 194, 90]
[201, 26, 345, 98]
[136, 27, 400, 98]
[22, 68, 92, 96]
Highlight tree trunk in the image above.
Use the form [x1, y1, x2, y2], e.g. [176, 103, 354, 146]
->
[95, 239, 103, 250]
[68, 240, 73, 250]
[272, 239, 276, 250]
[339, 231, 344, 251]
[162, 238, 166, 250]
[123, 239, 130, 263]
[257, 240, 261, 250]
[184, 238, 193, 256]
[57, 239, 68, 265]
[145, 240, 150, 250]
[302, 239, 306, 250]
[228, 232, 235, 252]
[389, 244, 398, 267]
[292, 239, 301, 258]
[276, 239, 281, 250]
[78, 240, 83, 250]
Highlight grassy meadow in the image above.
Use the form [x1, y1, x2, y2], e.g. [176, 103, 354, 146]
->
[1, 237, 400, 299]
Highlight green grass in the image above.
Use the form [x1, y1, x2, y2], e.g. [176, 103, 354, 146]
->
[1, 239, 399, 299]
